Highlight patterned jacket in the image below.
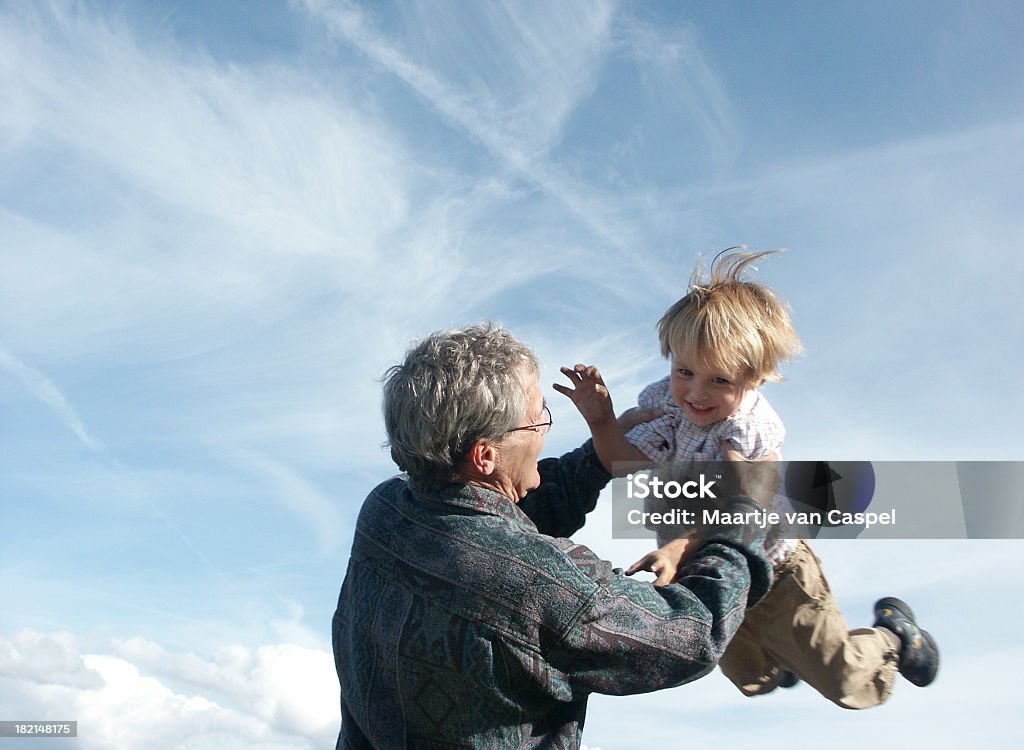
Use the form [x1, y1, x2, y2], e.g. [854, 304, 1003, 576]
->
[333, 440, 772, 749]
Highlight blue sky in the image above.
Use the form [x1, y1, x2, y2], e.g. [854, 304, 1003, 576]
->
[1, 1, 1022, 748]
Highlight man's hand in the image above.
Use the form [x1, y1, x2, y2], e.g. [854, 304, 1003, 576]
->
[553, 364, 615, 426]
[625, 534, 698, 586]
[720, 442, 781, 507]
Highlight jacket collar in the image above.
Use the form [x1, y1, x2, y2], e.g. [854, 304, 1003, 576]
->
[406, 476, 538, 533]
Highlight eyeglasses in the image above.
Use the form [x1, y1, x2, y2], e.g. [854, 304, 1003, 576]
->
[505, 405, 553, 435]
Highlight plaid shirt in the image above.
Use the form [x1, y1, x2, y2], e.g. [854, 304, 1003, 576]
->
[625, 377, 796, 567]
[625, 377, 785, 462]
[332, 440, 772, 749]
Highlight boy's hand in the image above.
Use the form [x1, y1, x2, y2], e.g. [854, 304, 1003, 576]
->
[553, 364, 652, 475]
[624, 534, 698, 586]
[553, 364, 615, 426]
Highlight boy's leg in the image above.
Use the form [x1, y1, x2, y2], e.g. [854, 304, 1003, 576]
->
[767, 541, 899, 709]
[718, 619, 785, 696]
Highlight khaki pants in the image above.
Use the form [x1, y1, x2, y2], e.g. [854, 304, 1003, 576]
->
[718, 541, 899, 709]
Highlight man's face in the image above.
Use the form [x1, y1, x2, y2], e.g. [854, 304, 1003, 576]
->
[497, 374, 547, 501]
[669, 347, 755, 427]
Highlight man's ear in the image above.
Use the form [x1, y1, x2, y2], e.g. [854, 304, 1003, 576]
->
[464, 438, 498, 477]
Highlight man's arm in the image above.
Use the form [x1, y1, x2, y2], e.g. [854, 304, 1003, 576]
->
[545, 499, 773, 697]
[627, 442, 782, 586]
[522, 440, 779, 700]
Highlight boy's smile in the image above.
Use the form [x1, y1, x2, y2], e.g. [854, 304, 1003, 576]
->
[669, 349, 756, 427]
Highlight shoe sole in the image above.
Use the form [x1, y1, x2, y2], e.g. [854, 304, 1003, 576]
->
[905, 629, 940, 687]
[874, 596, 915, 624]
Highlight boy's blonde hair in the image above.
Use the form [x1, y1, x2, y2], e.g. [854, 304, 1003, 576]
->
[657, 249, 802, 383]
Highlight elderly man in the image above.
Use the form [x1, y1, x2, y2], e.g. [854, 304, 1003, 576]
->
[333, 323, 776, 749]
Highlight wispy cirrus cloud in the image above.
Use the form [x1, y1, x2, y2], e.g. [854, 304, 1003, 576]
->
[615, 15, 741, 175]
[229, 449, 349, 555]
[0, 342, 102, 451]
[300, 0, 692, 286]
[0, 0, 436, 467]
[301, 0, 616, 163]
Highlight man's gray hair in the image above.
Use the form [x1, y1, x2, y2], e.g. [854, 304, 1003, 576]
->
[383, 323, 540, 486]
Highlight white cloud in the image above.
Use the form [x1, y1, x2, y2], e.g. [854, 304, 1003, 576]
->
[0, 630, 338, 750]
[0, 631, 103, 690]
[110, 637, 338, 741]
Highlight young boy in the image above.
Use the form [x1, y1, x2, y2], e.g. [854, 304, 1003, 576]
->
[568, 249, 939, 709]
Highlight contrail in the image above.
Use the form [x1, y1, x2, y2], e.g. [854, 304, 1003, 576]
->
[0, 341, 102, 451]
[301, 0, 676, 290]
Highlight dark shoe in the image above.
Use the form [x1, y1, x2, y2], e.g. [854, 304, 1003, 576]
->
[874, 597, 939, 687]
[777, 669, 800, 689]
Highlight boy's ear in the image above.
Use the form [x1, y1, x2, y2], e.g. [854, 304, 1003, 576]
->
[464, 438, 498, 477]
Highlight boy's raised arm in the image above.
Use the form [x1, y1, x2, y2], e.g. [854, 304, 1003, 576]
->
[553, 364, 654, 475]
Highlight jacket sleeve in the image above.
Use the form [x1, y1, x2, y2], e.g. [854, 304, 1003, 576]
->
[518, 439, 612, 538]
[543, 497, 773, 697]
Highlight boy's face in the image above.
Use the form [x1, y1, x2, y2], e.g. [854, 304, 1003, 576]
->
[669, 347, 757, 427]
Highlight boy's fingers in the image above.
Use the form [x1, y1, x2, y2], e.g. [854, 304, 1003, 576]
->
[575, 363, 603, 381]
[561, 363, 608, 387]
